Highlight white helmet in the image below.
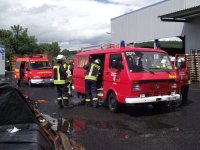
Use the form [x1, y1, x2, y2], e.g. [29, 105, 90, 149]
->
[170, 57, 175, 62]
[94, 59, 100, 64]
[178, 57, 185, 62]
[56, 55, 66, 60]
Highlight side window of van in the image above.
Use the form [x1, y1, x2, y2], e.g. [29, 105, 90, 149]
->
[15, 62, 21, 69]
[25, 62, 30, 70]
[77, 56, 89, 68]
[109, 54, 124, 70]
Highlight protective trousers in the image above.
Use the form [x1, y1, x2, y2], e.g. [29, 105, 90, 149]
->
[181, 84, 189, 104]
[85, 80, 98, 102]
[56, 84, 69, 106]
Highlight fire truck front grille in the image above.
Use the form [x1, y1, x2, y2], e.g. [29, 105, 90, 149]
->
[145, 90, 169, 97]
[41, 76, 52, 79]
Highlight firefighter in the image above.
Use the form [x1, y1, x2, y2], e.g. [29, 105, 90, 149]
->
[83, 59, 101, 108]
[53, 55, 69, 108]
[181, 75, 190, 106]
[177, 57, 190, 106]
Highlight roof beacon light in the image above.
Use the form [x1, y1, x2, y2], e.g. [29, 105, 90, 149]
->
[120, 40, 125, 48]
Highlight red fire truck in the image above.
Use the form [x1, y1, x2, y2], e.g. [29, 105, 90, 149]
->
[73, 46, 180, 112]
[14, 55, 54, 87]
[73, 44, 182, 112]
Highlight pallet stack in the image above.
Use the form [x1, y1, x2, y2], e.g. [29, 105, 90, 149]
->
[9, 54, 22, 71]
[187, 54, 200, 82]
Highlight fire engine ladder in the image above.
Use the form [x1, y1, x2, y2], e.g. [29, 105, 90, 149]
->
[34, 108, 85, 150]
[81, 43, 116, 51]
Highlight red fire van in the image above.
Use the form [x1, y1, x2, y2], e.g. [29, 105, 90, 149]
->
[15, 55, 53, 87]
[73, 45, 181, 112]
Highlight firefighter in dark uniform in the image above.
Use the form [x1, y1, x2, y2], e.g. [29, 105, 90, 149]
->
[181, 75, 191, 105]
[53, 55, 69, 108]
[83, 59, 101, 108]
[178, 57, 191, 105]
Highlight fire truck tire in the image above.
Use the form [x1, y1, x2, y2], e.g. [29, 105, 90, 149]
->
[28, 79, 32, 87]
[17, 80, 21, 87]
[108, 92, 120, 113]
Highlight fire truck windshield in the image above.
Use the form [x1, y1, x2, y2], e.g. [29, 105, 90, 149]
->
[125, 51, 173, 72]
[30, 61, 51, 70]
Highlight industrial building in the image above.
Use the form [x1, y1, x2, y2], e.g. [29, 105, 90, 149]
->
[111, 0, 200, 54]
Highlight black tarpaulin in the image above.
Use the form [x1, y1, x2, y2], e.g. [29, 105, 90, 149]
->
[0, 82, 37, 125]
[0, 123, 54, 150]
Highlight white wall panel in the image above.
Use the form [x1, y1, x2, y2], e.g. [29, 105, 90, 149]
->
[111, 0, 200, 46]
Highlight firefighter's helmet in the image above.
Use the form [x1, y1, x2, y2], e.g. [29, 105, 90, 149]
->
[56, 55, 66, 60]
[178, 57, 185, 62]
[94, 59, 100, 64]
[170, 56, 175, 62]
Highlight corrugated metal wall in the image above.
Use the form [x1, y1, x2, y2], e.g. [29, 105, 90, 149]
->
[111, 0, 200, 49]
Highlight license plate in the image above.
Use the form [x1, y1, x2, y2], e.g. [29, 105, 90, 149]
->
[156, 98, 162, 101]
[43, 79, 50, 82]
[168, 96, 176, 100]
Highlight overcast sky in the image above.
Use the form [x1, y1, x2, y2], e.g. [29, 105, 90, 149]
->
[0, 0, 163, 51]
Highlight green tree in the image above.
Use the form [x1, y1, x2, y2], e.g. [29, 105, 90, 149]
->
[61, 49, 69, 58]
[37, 42, 61, 57]
[0, 25, 62, 56]
[37, 43, 51, 54]
[9, 25, 38, 54]
[50, 42, 60, 56]
[0, 29, 12, 53]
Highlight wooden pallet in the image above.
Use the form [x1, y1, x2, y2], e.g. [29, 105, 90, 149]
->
[187, 54, 200, 81]
[9, 54, 22, 71]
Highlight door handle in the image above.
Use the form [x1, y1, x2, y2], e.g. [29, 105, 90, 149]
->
[105, 72, 110, 75]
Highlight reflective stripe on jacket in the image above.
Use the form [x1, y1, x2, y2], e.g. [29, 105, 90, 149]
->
[53, 64, 66, 84]
[85, 63, 100, 81]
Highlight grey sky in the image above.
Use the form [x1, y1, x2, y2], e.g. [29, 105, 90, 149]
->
[0, 0, 163, 50]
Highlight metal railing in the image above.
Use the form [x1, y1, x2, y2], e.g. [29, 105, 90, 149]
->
[81, 43, 118, 51]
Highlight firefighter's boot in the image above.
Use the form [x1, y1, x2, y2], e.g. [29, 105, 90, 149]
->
[92, 98, 98, 108]
[63, 97, 69, 106]
[92, 101, 98, 108]
[57, 98, 64, 108]
[85, 99, 91, 107]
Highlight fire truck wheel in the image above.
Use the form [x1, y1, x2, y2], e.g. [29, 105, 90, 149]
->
[17, 80, 21, 87]
[108, 92, 120, 113]
[28, 79, 32, 87]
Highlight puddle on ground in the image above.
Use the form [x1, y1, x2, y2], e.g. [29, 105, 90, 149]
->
[58, 118, 86, 139]
[57, 118, 142, 141]
[144, 118, 174, 129]
[43, 114, 182, 141]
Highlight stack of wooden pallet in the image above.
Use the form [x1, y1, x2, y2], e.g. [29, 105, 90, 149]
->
[9, 54, 22, 71]
[187, 54, 200, 82]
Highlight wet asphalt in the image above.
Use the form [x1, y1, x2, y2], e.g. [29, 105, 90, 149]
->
[5, 73, 200, 150]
